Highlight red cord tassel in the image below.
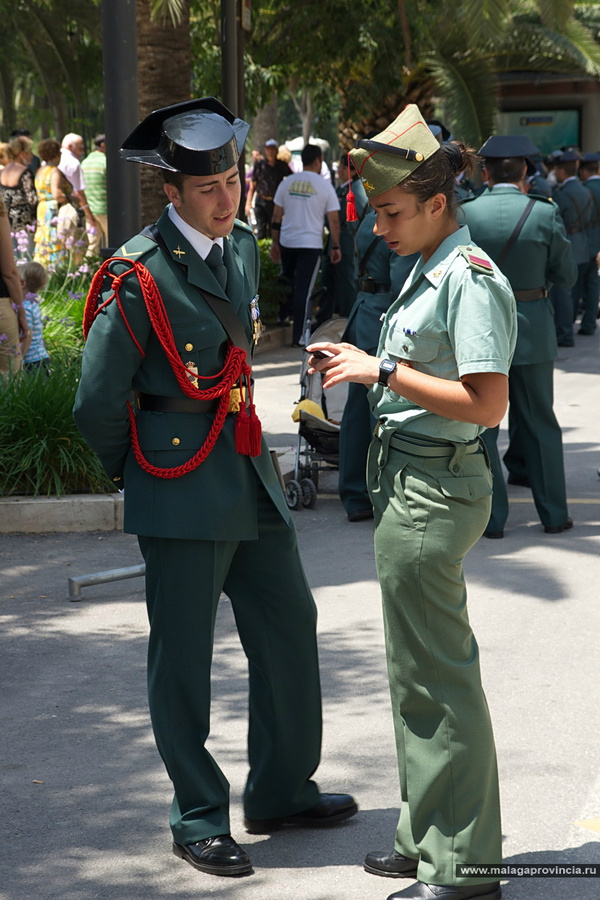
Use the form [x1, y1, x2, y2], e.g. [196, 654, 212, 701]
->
[234, 404, 262, 456]
[346, 187, 358, 222]
[346, 150, 358, 222]
[235, 374, 262, 457]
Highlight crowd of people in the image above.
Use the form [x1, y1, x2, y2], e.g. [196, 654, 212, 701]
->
[0, 127, 106, 377]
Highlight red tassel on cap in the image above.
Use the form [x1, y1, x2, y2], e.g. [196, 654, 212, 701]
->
[345, 151, 358, 221]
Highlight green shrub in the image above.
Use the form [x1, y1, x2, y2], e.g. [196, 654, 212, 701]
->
[1, 241, 288, 497]
[257, 238, 290, 323]
[0, 352, 114, 497]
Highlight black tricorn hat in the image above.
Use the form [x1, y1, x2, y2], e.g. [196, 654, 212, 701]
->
[120, 97, 250, 176]
[477, 134, 541, 176]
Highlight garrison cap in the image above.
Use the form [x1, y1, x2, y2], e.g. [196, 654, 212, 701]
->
[120, 97, 250, 176]
[581, 151, 600, 163]
[478, 134, 541, 175]
[349, 104, 440, 198]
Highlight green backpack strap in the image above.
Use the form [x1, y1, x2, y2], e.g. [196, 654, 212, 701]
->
[457, 245, 494, 276]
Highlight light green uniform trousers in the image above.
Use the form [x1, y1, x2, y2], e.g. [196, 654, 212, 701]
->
[367, 428, 502, 886]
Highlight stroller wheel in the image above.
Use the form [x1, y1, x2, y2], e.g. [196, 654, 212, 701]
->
[300, 478, 317, 509]
[285, 479, 302, 510]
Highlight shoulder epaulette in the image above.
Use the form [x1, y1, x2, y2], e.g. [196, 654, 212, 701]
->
[457, 245, 494, 275]
[529, 192, 554, 204]
[113, 233, 158, 261]
[233, 218, 253, 233]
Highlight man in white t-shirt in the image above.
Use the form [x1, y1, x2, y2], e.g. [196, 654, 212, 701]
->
[270, 144, 340, 345]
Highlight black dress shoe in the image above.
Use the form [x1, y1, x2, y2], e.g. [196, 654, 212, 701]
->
[348, 508, 374, 522]
[387, 881, 501, 900]
[483, 530, 503, 540]
[544, 517, 573, 534]
[244, 792, 358, 833]
[172, 834, 252, 876]
[507, 475, 530, 487]
[364, 849, 418, 878]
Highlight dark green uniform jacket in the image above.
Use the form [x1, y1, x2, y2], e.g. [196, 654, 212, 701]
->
[552, 177, 593, 265]
[74, 206, 289, 541]
[461, 185, 576, 364]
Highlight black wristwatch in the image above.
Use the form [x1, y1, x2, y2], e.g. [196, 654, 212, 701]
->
[378, 358, 396, 386]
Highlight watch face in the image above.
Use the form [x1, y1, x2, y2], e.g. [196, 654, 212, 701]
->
[379, 358, 396, 385]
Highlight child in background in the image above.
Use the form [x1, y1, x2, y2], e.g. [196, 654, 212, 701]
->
[19, 261, 50, 372]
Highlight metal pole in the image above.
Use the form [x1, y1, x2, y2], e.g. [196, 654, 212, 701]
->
[221, 0, 238, 114]
[101, 0, 141, 250]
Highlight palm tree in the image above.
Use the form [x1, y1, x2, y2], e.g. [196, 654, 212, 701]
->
[342, 0, 600, 147]
[137, 0, 192, 224]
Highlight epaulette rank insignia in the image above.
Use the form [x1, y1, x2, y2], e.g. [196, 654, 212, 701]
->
[458, 246, 494, 275]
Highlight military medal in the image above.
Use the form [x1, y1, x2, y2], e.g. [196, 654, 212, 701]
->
[184, 360, 199, 389]
[250, 295, 264, 344]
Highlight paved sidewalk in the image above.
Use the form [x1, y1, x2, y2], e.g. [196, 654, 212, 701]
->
[1, 330, 599, 900]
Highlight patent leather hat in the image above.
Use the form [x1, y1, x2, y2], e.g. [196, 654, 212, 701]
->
[120, 97, 250, 175]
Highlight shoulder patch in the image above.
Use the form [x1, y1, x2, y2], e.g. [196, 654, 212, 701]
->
[457, 245, 494, 275]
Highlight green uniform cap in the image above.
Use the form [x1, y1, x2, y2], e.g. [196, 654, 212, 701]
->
[349, 104, 441, 198]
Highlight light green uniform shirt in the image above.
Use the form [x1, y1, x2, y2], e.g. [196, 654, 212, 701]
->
[81, 149, 107, 215]
[370, 226, 517, 443]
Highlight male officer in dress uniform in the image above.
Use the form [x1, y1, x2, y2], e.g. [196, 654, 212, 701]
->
[576, 151, 600, 334]
[73, 98, 357, 879]
[550, 147, 593, 345]
[461, 134, 577, 536]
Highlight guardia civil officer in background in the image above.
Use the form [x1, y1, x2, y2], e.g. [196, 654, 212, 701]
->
[316, 153, 368, 326]
[338, 206, 416, 520]
[73, 97, 357, 880]
[550, 147, 593, 346]
[461, 135, 576, 537]
[309, 104, 517, 900]
[576, 151, 600, 335]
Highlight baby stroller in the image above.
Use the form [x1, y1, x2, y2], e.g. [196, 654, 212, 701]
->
[286, 316, 349, 510]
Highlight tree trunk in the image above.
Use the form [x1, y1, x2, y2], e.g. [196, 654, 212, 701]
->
[251, 97, 279, 151]
[135, 0, 192, 226]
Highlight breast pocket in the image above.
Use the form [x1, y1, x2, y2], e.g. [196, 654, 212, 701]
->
[386, 325, 441, 365]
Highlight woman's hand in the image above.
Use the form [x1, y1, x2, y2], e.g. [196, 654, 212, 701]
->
[307, 342, 379, 388]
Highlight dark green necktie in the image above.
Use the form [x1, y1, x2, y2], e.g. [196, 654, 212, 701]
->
[205, 243, 228, 291]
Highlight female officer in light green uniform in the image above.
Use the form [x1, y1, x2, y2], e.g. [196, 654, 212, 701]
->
[308, 105, 517, 900]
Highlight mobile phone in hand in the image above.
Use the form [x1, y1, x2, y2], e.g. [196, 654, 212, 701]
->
[310, 349, 334, 360]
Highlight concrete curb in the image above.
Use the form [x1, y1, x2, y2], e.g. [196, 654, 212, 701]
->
[0, 493, 124, 534]
[1, 324, 294, 534]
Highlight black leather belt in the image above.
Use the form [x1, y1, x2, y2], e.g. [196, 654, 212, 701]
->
[136, 392, 220, 414]
[514, 288, 547, 302]
[359, 280, 391, 294]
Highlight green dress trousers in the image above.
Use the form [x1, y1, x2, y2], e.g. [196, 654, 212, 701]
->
[367, 428, 502, 886]
[139, 482, 322, 846]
